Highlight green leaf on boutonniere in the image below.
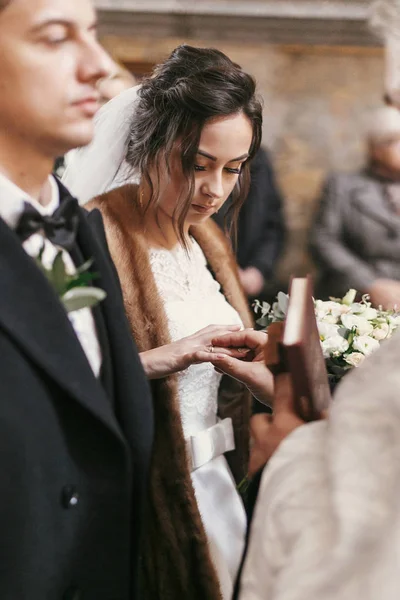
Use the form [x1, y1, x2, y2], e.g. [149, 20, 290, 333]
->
[65, 271, 97, 291]
[52, 251, 68, 295]
[34, 245, 106, 313]
[61, 287, 107, 313]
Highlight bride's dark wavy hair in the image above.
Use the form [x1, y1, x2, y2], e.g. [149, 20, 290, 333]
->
[126, 44, 263, 245]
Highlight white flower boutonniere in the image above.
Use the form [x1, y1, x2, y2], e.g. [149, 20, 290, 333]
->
[34, 246, 106, 313]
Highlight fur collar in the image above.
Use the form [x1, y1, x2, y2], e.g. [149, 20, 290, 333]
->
[88, 185, 253, 599]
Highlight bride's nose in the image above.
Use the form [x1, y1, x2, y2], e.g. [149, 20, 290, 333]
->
[201, 171, 224, 201]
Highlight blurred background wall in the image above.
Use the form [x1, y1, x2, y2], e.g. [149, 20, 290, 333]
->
[94, 0, 385, 285]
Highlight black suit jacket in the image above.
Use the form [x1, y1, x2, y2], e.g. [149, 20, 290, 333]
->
[0, 183, 153, 600]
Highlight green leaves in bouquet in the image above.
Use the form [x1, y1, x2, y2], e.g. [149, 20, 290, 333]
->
[34, 247, 106, 313]
[253, 286, 400, 386]
[253, 292, 288, 328]
[253, 299, 272, 328]
[325, 356, 353, 386]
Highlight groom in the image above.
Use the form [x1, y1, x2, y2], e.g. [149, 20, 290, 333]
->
[0, 1, 153, 599]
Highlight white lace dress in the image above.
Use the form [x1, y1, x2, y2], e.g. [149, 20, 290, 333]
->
[149, 239, 247, 600]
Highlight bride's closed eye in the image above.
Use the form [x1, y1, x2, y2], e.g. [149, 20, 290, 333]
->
[194, 165, 242, 174]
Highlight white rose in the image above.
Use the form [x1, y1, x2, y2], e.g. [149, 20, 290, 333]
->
[321, 335, 349, 358]
[328, 301, 351, 316]
[344, 352, 366, 367]
[341, 314, 374, 336]
[372, 322, 390, 341]
[319, 301, 342, 312]
[315, 300, 350, 320]
[318, 321, 340, 340]
[315, 300, 330, 321]
[349, 304, 377, 319]
[352, 335, 380, 356]
[336, 304, 352, 315]
[363, 307, 378, 320]
[341, 314, 358, 329]
[322, 314, 340, 324]
[350, 302, 365, 314]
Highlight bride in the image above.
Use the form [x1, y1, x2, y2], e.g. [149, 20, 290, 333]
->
[63, 44, 263, 599]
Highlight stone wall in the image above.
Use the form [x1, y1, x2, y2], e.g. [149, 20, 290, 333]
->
[101, 35, 385, 283]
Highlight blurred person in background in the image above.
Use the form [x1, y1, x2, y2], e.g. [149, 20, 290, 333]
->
[213, 146, 285, 299]
[311, 105, 400, 309]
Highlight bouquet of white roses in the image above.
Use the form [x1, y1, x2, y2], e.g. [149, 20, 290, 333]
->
[254, 289, 400, 385]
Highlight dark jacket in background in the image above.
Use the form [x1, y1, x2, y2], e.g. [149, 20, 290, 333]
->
[310, 171, 400, 299]
[0, 181, 153, 600]
[213, 147, 285, 280]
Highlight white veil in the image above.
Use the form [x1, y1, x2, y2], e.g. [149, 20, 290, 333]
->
[62, 84, 141, 205]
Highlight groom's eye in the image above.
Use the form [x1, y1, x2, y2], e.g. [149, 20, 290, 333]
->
[40, 25, 70, 46]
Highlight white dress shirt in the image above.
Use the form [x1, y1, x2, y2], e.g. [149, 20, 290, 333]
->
[0, 172, 102, 376]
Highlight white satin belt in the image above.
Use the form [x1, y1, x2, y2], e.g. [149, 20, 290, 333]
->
[186, 418, 235, 472]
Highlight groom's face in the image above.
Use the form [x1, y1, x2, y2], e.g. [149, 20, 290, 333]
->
[0, 0, 113, 157]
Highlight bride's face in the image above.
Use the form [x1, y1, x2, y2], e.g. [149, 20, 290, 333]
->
[155, 112, 253, 227]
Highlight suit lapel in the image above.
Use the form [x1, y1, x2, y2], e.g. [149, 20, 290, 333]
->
[0, 214, 122, 441]
[69, 237, 115, 404]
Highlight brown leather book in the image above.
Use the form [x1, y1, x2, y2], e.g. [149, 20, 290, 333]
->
[265, 276, 331, 421]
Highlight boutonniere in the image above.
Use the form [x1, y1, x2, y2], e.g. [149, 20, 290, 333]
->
[34, 246, 106, 313]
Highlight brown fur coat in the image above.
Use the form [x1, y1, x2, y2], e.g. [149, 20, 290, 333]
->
[88, 185, 253, 600]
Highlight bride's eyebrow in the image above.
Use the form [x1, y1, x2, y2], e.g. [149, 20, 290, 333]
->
[197, 150, 249, 163]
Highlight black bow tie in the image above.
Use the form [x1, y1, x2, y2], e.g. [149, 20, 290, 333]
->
[15, 195, 80, 252]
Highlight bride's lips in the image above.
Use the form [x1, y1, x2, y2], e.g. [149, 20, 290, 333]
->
[191, 203, 217, 214]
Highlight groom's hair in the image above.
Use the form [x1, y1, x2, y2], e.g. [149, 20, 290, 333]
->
[126, 44, 263, 247]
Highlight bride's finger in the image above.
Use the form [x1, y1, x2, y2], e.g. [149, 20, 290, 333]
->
[211, 346, 250, 357]
[197, 324, 242, 335]
[190, 347, 249, 364]
[211, 330, 264, 350]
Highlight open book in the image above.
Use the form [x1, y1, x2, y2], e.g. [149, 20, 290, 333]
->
[265, 276, 331, 421]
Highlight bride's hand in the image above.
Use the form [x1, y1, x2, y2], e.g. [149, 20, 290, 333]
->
[140, 324, 247, 379]
[208, 329, 274, 405]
